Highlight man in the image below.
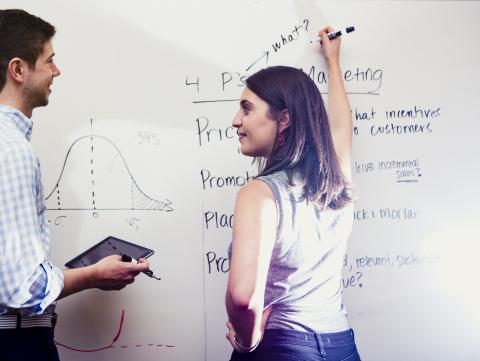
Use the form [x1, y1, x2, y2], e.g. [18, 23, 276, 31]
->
[0, 9, 149, 361]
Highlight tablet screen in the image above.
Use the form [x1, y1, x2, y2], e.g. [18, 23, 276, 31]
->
[65, 236, 154, 268]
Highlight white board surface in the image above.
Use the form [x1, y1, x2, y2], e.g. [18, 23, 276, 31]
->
[3, 1, 480, 360]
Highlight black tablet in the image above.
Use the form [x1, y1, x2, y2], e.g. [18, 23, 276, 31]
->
[65, 236, 154, 268]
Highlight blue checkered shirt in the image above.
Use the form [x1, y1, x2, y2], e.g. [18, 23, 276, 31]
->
[0, 104, 64, 315]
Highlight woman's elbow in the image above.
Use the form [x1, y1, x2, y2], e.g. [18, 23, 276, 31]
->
[227, 285, 260, 312]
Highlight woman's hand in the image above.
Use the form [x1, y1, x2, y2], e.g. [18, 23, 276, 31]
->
[226, 306, 273, 353]
[319, 26, 341, 66]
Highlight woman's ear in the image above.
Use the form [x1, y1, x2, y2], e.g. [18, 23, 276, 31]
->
[278, 109, 291, 134]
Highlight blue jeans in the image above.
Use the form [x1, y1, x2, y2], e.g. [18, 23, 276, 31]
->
[230, 328, 361, 361]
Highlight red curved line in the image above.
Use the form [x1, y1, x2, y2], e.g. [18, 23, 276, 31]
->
[54, 310, 125, 353]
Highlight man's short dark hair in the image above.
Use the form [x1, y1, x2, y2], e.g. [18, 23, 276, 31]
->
[0, 9, 56, 91]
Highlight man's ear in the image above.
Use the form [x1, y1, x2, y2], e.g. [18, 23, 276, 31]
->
[7, 58, 26, 83]
[278, 109, 291, 134]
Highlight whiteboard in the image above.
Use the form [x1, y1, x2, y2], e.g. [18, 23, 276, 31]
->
[3, 1, 480, 360]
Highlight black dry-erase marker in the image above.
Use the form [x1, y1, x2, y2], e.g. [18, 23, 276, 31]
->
[121, 254, 161, 280]
[314, 26, 355, 43]
[328, 30, 343, 40]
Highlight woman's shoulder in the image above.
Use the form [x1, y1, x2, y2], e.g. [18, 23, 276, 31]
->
[234, 179, 277, 220]
[238, 178, 274, 201]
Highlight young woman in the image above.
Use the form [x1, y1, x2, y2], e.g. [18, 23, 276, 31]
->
[225, 27, 361, 361]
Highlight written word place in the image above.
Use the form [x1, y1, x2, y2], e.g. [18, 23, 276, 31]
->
[205, 210, 233, 229]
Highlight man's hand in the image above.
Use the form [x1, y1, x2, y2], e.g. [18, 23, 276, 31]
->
[93, 255, 150, 290]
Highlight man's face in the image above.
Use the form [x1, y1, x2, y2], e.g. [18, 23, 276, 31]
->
[22, 39, 60, 108]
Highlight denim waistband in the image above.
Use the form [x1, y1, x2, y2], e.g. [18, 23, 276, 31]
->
[262, 328, 355, 348]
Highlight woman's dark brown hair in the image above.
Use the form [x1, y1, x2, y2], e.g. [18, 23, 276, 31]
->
[247, 66, 351, 210]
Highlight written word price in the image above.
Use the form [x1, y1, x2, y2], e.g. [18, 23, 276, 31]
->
[196, 116, 236, 147]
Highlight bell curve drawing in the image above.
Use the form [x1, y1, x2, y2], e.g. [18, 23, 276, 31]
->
[45, 133, 173, 213]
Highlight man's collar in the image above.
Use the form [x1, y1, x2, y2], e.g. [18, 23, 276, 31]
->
[0, 104, 33, 141]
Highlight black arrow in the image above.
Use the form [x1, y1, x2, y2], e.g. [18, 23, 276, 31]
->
[245, 51, 269, 72]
